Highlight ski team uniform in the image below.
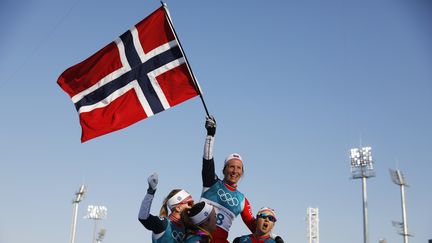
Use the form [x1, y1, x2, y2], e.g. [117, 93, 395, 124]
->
[234, 234, 276, 243]
[138, 193, 185, 243]
[201, 156, 256, 242]
[184, 232, 212, 243]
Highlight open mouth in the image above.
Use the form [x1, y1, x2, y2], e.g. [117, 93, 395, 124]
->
[263, 222, 269, 229]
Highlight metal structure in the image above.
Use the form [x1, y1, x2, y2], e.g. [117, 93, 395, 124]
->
[350, 146, 375, 243]
[85, 205, 108, 243]
[307, 207, 319, 243]
[390, 169, 411, 243]
[96, 229, 107, 243]
[70, 185, 87, 243]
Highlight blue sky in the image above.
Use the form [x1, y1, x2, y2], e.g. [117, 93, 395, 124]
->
[0, 0, 431, 243]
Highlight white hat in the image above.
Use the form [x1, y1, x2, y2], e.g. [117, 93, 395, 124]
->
[224, 153, 243, 166]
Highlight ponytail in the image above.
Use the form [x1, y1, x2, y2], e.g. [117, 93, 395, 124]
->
[181, 207, 199, 232]
[181, 201, 212, 239]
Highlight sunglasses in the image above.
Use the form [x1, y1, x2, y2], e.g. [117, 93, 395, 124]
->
[257, 213, 277, 222]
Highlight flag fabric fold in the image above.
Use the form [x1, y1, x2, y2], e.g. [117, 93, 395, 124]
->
[57, 6, 199, 142]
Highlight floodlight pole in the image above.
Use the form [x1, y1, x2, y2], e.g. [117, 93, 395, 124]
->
[96, 229, 106, 243]
[93, 220, 98, 243]
[390, 169, 410, 243]
[400, 183, 409, 243]
[361, 175, 369, 243]
[350, 147, 375, 243]
[85, 205, 108, 243]
[70, 185, 87, 243]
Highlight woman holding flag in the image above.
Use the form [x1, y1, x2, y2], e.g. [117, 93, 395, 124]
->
[199, 116, 256, 242]
[138, 173, 194, 242]
[201, 116, 284, 243]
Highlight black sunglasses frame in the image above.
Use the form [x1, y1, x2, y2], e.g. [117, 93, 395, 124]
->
[257, 213, 277, 222]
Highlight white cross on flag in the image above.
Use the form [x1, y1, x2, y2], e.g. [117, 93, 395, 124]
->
[57, 6, 200, 142]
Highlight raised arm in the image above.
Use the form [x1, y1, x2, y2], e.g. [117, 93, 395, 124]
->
[138, 173, 168, 234]
[202, 116, 218, 187]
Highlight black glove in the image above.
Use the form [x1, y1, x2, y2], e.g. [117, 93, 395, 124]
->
[275, 236, 284, 243]
[205, 115, 216, 136]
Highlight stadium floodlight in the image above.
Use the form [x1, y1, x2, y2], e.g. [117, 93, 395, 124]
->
[85, 205, 108, 220]
[350, 147, 375, 178]
[389, 169, 412, 243]
[85, 205, 108, 243]
[350, 146, 375, 243]
[390, 169, 407, 186]
[70, 185, 87, 243]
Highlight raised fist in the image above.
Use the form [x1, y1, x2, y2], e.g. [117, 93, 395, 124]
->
[205, 115, 216, 136]
[147, 173, 158, 192]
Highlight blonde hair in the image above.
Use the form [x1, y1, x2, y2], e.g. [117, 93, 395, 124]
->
[159, 189, 181, 217]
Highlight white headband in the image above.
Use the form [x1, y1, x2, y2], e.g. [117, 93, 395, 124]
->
[190, 202, 213, 225]
[167, 190, 191, 210]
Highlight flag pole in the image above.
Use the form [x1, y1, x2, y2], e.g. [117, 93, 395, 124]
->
[161, 2, 211, 117]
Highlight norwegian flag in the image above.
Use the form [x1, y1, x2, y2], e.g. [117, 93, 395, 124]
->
[58, 6, 199, 142]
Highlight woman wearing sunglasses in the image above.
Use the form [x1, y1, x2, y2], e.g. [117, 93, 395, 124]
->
[181, 201, 217, 243]
[233, 207, 279, 243]
[138, 173, 194, 243]
[200, 116, 257, 242]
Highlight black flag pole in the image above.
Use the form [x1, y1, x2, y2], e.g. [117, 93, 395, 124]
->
[161, 2, 211, 117]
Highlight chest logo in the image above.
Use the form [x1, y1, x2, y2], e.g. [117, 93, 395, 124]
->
[217, 189, 239, 206]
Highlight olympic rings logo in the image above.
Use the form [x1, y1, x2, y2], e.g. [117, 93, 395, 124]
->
[172, 230, 184, 242]
[217, 189, 239, 206]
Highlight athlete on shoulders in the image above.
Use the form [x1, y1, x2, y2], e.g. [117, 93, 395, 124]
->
[200, 116, 256, 242]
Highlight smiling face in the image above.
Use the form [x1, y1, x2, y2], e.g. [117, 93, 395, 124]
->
[255, 213, 276, 236]
[223, 159, 243, 186]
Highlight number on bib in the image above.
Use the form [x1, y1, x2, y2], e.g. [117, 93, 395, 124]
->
[216, 213, 224, 225]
